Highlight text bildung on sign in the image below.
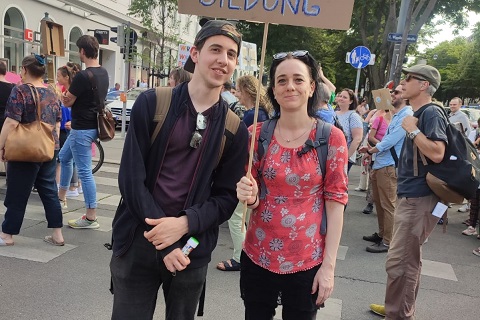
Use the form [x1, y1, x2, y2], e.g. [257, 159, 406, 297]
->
[177, 44, 192, 67]
[178, 0, 355, 30]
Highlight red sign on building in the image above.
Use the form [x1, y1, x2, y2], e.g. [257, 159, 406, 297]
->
[24, 29, 33, 42]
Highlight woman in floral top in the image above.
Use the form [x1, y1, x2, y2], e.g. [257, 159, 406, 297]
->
[237, 51, 348, 319]
[0, 54, 64, 247]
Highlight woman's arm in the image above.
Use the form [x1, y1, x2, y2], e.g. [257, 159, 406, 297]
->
[348, 126, 363, 158]
[0, 117, 20, 161]
[312, 200, 344, 306]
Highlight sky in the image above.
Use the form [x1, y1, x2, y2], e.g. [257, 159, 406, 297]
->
[419, 12, 480, 51]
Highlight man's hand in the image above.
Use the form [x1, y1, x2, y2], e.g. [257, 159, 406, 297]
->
[65, 121, 71, 130]
[358, 146, 368, 154]
[402, 115, 419, 133]
[144, 216, 188, 250]
[163, 248, 190, 273]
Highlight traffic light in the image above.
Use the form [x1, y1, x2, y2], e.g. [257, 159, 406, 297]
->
[110, 25, 125, 47]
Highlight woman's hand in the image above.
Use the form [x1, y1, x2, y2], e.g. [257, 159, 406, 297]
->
[65, 121, 71, 130]
[236, 175, 258, 205]
[312, 265, 335, 306]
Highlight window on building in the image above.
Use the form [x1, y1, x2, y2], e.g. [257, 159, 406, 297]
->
[3, 7, 25, 73]
[69, 27, 83, 66]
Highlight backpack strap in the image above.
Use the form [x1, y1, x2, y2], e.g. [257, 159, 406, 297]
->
[258, 119, 278, 200]
[316, 121, 332, 236]
[151, 87, 174, 145]
[215, 109, 241, 167]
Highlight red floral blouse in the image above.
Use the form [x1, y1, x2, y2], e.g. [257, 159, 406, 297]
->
[244, 122, 349, 274]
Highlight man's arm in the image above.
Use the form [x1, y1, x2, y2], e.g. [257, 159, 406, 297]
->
[62, 91, 77, 107]
[402, 115, 446, 163]
[118, 92, 168, 222]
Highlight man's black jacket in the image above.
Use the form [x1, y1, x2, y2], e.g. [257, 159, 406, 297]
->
[112, 82, 248, 268]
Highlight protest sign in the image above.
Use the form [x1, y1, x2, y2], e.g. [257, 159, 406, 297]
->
[372, 88, 393, 110]
[178, 0, 354, 30]
[177, 43, 192, 67]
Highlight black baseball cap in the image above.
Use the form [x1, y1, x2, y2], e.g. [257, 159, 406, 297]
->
[183, 20, 242, 73]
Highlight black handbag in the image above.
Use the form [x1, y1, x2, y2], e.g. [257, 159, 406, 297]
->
[86, 70, 116, 142]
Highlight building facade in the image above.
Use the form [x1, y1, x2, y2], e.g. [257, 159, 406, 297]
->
[0, 0, 198, 89]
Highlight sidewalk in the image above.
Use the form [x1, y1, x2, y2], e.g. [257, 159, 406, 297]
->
[101, 134, 125, 165]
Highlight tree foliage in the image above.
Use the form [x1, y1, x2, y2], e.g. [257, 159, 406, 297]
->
[237, 0, 480, 99]
[129, 0, 183, 74]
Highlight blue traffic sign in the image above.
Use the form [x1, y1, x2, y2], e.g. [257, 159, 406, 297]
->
[349, 46, 371, 69]
[387, 33, 418, 43]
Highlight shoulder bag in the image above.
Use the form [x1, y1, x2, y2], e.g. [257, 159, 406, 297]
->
[4, 84, 55, 162]
[86, 70, 116, 142]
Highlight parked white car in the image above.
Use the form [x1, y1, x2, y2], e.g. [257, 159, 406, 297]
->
[108, 88, 148, 127]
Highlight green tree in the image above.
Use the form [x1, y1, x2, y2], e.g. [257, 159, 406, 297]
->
[129, 0, 185, 75]
[238, 0, 480, 97]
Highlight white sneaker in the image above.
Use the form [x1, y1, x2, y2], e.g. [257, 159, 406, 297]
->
[66, 188, 79, 198]
[59, 199, 68, 213]
[78, 186, 83, 194]
[462, 226, 478, 236]
[458, 203, 470, 213]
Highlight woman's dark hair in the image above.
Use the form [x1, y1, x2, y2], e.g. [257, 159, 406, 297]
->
[341, 88, 358, 110]
[22, 54, 46, 78]
[169, 67, 191, 85]
[76, 35, 99, 59]
[267, 52, 320, 117]
[0, 61, 6, 76]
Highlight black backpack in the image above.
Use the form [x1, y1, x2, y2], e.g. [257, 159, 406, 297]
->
[414, 104, 480, 203]
[257, 118, 332, 235]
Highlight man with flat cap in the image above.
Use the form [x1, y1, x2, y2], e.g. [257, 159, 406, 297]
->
[378, 64, 446, 319]
[110, 20, 248, 320]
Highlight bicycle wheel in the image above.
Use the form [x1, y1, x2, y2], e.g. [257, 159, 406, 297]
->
[91, 139, 104, 174]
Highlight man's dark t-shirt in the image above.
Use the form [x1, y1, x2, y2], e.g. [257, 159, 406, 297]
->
[397, 104, 448, 198]
[68, 67, 108, 130]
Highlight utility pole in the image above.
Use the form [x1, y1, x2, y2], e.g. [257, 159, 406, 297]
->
[121, 22, 131, 138]
[388, 0, 411, 83]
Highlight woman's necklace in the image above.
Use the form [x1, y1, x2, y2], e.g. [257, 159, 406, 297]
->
[278, 118, 315, 143]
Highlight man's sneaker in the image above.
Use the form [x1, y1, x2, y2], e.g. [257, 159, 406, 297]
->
[66, 188, 79, 198]
[462, 226, 478, 236]
[458, 203, 470, 212]
[363, 203, 374, 214]
[366, 242, 389, 253]
[363, 232, 382, 243]
[355, 187, 366, 192]
[68, 215, 100, 229]
[369, 304, 386, 316]
[437, 218, 448, 225]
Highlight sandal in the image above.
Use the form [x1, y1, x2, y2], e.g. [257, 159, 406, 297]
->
[44, 236, 65, 246]
[473, 247, 480, 257]
[0, 236, 14, 246]
[216, 259, 241, 271]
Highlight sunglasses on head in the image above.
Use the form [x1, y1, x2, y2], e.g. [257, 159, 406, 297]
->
[273, 50, 309, 61]
[403, 74, 427, 82]
[190, 113, 207, 149]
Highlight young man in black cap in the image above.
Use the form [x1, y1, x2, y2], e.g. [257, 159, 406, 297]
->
[110, 20, 248, 320]
[381, 64, 446, 319]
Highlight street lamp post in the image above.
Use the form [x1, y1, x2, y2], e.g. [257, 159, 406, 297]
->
[388, 0, 411, 84]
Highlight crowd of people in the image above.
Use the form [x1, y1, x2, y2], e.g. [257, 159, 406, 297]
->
[0, 19, 479, 320]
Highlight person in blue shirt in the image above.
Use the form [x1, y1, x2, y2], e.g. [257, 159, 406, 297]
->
[316, 82, 335, 124]
[359, 85, 413, 254]
[109, 83, 120, 92]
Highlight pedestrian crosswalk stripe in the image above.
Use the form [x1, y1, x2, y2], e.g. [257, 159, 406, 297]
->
[0, 235, 77, 263]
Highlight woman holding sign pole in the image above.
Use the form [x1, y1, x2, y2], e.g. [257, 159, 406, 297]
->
[237, 51, 348, 319]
